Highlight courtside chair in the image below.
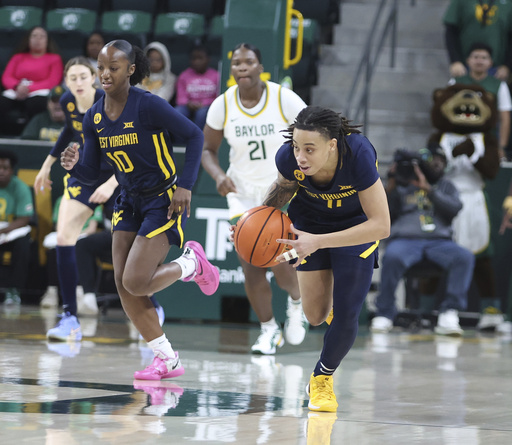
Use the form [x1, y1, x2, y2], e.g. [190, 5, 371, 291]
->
[100, 10, 152, 49]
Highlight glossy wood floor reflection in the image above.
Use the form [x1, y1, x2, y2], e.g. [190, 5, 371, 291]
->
[1, 306, 511, 444]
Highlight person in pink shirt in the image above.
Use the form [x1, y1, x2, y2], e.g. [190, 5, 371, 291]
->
[175, 45, 219, 136]
[0, 26, 63, 134]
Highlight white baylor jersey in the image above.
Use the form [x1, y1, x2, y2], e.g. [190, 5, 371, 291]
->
[206, 81, 306, 188]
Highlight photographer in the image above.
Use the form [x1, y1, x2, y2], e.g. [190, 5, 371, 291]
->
[371, 144, 475, 335]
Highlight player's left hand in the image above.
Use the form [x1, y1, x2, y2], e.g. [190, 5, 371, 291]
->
[168, 187, 191, 220]
[275, 224, 318, 267]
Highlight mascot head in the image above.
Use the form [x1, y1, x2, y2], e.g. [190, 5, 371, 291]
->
[430, 84, 497, 134]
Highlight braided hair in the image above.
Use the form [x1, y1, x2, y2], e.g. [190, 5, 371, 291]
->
[284, 106, 361, 157]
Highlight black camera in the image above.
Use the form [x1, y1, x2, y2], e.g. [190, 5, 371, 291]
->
[393, 149, 428, 185]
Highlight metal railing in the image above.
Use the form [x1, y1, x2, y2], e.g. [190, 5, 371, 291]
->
[344, 0, 399, 132]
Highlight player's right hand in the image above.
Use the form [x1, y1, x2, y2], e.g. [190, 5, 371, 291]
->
[34, 168, 52, 195]
[61, 143, 79, 170]
[216, 174, 237, 196]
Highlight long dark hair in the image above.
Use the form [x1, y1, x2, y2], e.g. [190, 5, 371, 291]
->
[15, 26, 60, 55]
[105, 40, 150, 85]
[284, 106, 361, 157]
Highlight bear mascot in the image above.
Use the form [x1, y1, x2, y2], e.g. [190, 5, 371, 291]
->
[428, 83, 502, 329]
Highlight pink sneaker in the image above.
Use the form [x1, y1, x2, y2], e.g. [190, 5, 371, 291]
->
[182, 240, 220, 296]
[133, 352, 185, 380]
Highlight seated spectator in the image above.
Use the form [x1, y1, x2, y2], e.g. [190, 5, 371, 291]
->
[175, 45, 219, 132]
[138, 41, 176, 102]
[450, 42, 512, 161]
[370, 145, 475, 336]
[443, 0, 512, 81]
[0, 27, 63, 134]
[0, 149, 34, 308]
[83, 31, 105, 88]
[20, 86, 66, 142]
[40, 196, 103, 315]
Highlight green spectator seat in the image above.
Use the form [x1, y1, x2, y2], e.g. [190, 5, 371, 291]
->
[154, 12, 206, 75]
[100, 10, 152, 49]
[46, 8, 98, 63]
[164, 0, 215, 21]
[53, 0, 102, 13]
[0, 6, 43, 30]
[1, 0, 48, 9]
[110, 0, 160, 15]
[0, 6, 44, 71]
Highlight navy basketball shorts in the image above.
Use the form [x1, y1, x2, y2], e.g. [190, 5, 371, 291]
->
[63, 171, 118, 211]
[112, 187, 187, 248]
[296, 244, 379, 271]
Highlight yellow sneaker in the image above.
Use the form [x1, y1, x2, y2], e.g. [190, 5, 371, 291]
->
[306, 412, 337, 445]
[307, 373, 338, 412]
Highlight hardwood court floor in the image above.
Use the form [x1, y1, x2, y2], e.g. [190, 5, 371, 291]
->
[1, 305, 511, 444]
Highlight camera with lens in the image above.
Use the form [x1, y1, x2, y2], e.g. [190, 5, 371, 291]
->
[393, 149, 428, 185]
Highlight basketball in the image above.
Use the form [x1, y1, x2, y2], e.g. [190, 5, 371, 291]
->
[233, 205, 295, 267]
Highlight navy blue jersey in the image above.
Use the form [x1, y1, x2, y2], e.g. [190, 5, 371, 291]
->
[276, 133, 380, 236]
[50, 89, 111, 170]
[71, 87, 203, 194]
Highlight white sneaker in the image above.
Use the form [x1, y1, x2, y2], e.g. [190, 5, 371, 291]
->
[497, 321, 512, 334]
[477, 311, 505, 331]
[284, 296, 309, 345]
[77, 292, 99, 316]
[40, 286, 58, 308]
[370, 316, 393, 333]
[435, 310, 463, 336]
[251, 325, 285, 355]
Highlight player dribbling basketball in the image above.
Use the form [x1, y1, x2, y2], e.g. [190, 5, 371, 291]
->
[265, 106, 390, 412]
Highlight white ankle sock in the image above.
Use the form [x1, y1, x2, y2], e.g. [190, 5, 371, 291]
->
[261, 317, 279, 331]
[172, 253, 197, 280]
[148, 334, 175, 360]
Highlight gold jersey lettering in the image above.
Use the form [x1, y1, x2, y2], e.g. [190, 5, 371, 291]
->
[304, 189, 319, 199]
[108, 133, 139, 148]
[319, 190, 357, 200]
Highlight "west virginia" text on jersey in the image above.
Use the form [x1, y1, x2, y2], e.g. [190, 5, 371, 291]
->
[99, 133, 139, 149]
